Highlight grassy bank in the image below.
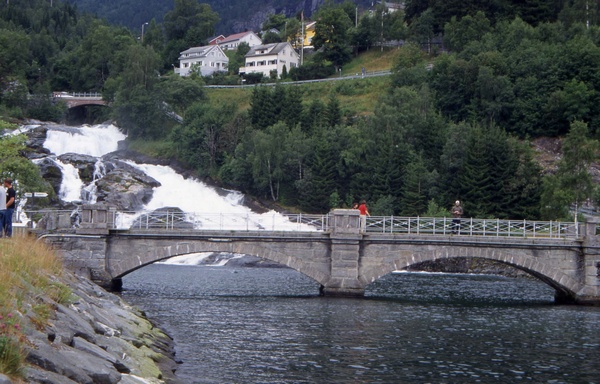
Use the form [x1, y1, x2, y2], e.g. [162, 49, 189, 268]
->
[0, 236, 71, 381]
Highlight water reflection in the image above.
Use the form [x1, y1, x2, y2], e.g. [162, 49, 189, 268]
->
[122, 266, 600, 383]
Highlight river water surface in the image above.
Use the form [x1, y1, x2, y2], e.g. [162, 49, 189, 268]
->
[121, 265, 600, 384]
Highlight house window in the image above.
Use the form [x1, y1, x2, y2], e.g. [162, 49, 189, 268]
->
[184, 63, 189, 68]
[268, 60, 277, 65]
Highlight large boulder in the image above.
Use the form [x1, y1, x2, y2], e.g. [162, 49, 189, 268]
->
[58, 153, 100, 184]
[94, 160, 160, 211]
[22, 126, 51, 159]
[35, 157, 63, 195]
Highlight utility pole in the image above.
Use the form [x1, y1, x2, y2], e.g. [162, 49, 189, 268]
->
[300, 12, 304, 66]
[141, 22, 149, 43]
[586, 0, 590, 29]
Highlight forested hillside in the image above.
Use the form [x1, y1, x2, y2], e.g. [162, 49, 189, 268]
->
[66, 0, 373, 34]
[0, 0, 599, 221]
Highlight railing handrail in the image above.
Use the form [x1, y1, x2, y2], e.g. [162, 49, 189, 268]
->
[364, 215, 578, 239]
[22, 209, 580, 239]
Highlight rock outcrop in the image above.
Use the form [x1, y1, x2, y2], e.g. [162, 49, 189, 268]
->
[22, 124, 161, 212]
[19, 272, 182, 384]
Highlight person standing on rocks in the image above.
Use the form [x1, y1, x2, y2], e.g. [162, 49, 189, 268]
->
[4, 178, 15, 237]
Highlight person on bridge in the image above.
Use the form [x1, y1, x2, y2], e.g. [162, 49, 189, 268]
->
[358, 200, 370, 232]
[451, 200, 463, 235]
[4, 179, 15, 237]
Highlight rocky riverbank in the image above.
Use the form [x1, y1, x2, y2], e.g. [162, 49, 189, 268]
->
[1, 270, 182, 384]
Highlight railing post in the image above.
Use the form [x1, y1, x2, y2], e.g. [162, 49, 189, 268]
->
[417, 217, 420, 234]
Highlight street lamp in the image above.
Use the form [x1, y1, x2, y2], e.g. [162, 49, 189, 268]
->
[141, 22, 149, 43]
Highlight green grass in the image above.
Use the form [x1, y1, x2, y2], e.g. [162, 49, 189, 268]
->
[204, 49, 399, 116]
[340, 47, 402, 75]
[0, 236, 70, 381]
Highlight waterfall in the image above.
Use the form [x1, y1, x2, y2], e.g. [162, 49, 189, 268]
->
[36, 123, 315, 264]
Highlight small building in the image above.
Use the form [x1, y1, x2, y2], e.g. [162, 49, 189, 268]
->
[208, 35, 226, 45]
[177, 45, 228, 77]
[218, 31, 262, 51]
[301, 21, 317, 48]
[239, 42, 300, 78]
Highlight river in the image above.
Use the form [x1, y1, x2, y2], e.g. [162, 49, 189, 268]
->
[121, 265, 600, 384]
[33, 123, 600, 383]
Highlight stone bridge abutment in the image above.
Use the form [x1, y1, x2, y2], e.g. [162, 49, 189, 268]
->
[39, 207, 600, 305]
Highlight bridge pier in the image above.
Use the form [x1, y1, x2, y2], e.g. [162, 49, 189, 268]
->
[322, 209, 367, 297]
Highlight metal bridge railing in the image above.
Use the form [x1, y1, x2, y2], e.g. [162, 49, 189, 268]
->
[365, 216, 577, 239]
[111, 211, 330, 232]
[21, 208, 578, 239]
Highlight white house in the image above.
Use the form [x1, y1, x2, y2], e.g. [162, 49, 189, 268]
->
[177, 45, 228, 77]
[239, 42, 300, 78]
[218, 31, 262, 50]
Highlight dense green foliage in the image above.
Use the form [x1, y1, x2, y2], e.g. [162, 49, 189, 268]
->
[1, 0, 599, 220]
[66, 0, 374, 34]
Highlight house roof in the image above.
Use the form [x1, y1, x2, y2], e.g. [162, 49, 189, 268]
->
[178, 45, 225, 60]
[220, 31, 256, 44]
[208, 35, 225, 45]
[245, 42, 296, 58]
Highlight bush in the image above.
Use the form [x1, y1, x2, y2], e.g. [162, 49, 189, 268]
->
[289, 63, 336, 81]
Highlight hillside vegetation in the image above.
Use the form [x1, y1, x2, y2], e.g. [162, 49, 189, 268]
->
[1, 0, 599, 222]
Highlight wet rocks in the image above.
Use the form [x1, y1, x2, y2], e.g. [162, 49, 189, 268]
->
[21, 273, 182, 384]
[94, 160, 160, 211]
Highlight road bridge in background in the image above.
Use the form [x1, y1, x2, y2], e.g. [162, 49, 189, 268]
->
[52, 92, 106, 108]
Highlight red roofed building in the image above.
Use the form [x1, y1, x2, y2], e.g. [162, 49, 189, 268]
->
[218, 31, 262, 51]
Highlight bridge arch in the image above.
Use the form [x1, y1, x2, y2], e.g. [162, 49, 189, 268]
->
[359, 245, 581, 302]
[106, 233, 332, 290]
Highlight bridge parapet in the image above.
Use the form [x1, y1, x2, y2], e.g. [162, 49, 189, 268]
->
[78, 204, 115, 234]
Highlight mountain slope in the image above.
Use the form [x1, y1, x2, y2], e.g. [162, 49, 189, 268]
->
[66, 0, 374, 35]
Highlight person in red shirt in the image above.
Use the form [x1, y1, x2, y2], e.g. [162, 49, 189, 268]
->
[358, 200, 370, 232]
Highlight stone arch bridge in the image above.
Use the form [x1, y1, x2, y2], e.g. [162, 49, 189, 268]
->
[52, 92, 106, 109]
[39, 206, 600, 305]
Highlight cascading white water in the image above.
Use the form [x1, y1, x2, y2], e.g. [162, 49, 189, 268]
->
[38, 123, 316, 265]
[40, 123, 315, 231]
[44, 124, 126, 157]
